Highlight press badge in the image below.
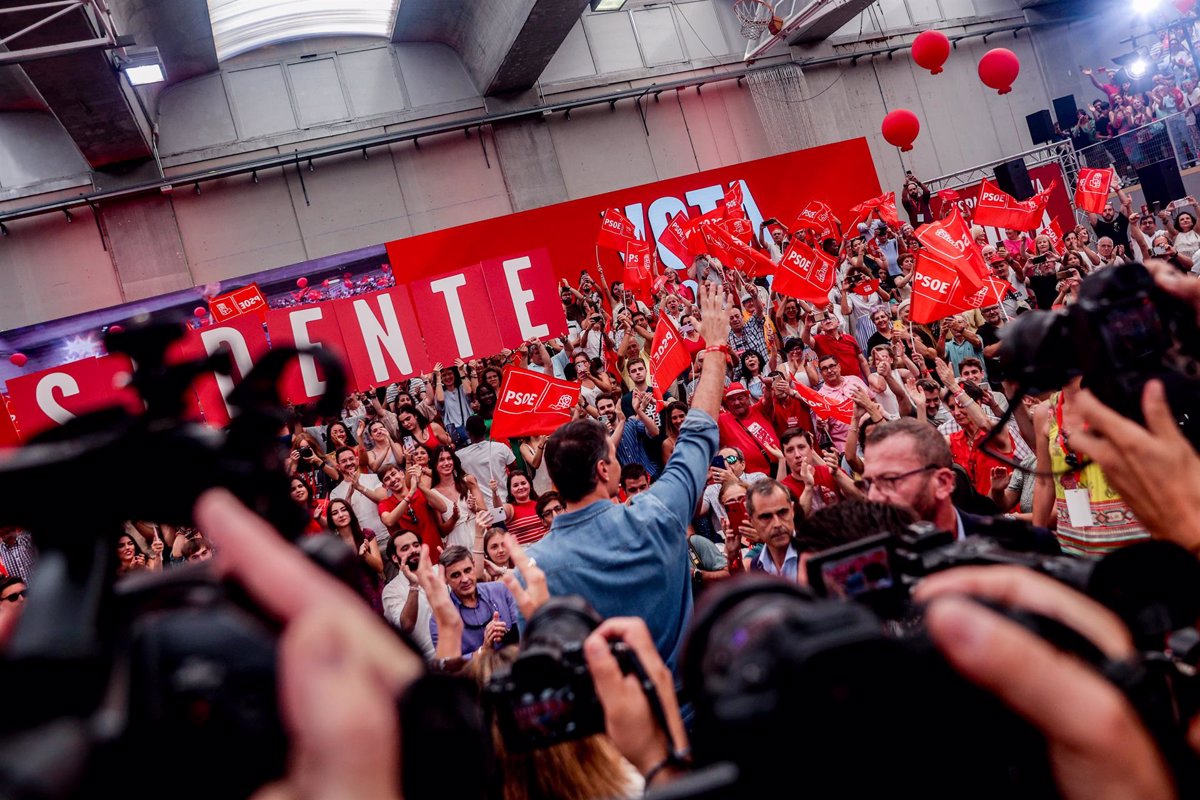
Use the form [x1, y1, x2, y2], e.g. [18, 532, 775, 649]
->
[1064, 488, 1093, 528]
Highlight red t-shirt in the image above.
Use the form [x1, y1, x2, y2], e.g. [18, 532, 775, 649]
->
[949, 428, 1012, 496]
[378, 491, 443, 561]
[718, 406, 781, 475]
[766, 394, 813, 436]
[781, 464, 840, 506]
[812, 333, 864, 379]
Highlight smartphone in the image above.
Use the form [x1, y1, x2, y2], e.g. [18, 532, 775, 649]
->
[681, 324, 695, 334]
[723, 500, 748, 533]
[403, 436, 416, 450]
[710, 456, 727, 470]
[1153, 200, 1162, 213]
[599, 414, 610, 426]
[489, 506, 507, 525]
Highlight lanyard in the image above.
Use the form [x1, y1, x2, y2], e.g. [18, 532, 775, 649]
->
[1054, 393, 1082, 470]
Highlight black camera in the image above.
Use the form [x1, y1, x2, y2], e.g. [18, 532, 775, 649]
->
[299, 445, 314, 459]
[805, 519, 1083, 619]
[998, 261, 1200, 446]
[484, 596, 636, 753]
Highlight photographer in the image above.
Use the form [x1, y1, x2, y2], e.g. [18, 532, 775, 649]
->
[527, 283, 729, 670]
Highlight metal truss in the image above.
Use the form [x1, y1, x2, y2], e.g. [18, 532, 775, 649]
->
[0, 0, 124, 66]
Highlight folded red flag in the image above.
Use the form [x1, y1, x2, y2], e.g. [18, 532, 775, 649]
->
[723, 181, 747, 220]
[1039, 218, 1066, 255]
[623, 240, 655, 305]
[915, 207, 987, 289]
[972, 178, 1054, 231]
[490, 367, 581, 440]
[658, 211, 695, 266]
[909, 252, 1008, 324]
[792, 379, 855, 424]
[792, 199, 839, 242]
[649, 315, 692, 394]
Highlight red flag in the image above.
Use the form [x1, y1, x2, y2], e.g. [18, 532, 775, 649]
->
[597, 207, 639, 251]
[971, 178, 1053, 230]
[623, 240, 654, 304]
[852, 278, 881, 297]
[700, 221, 774, 277]
[658, 211, 694, 265]
[1039, 218, 1066, 255]
[774, 240, 837, 304]
[1073, 168, 1113, 215]
[909, 252, 1008, 323]
[648, 315, 692, 393]
[723, 182, 746, 220]
[792, 380, 855, 424]
[915, 207, 987, 289]
[490, 367, 581, 440]
[938, 188, 960, 203]
[849, 192, 900, 230]
[792, 200, 838, 241]
[683, 206, 725, 254]
[722, 216, 755, 244]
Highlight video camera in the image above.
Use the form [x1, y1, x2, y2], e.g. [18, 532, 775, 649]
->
[670, 526, 1200, 799]
[998, 260, 1200, 447]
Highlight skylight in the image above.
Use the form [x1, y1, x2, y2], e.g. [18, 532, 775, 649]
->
[208, 0, 401, 62]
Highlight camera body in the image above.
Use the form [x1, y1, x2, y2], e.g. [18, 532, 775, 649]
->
[484, 596, 636, 753]
[998, 261, 1200, 446]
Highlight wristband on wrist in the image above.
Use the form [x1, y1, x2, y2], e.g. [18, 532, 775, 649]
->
[703, 344, 730, 355]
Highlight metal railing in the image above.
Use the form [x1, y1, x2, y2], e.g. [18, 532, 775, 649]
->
[1074, 107, 1199, 185]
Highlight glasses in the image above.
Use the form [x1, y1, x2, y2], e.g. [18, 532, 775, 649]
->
[542, 505, 564, 517]
[724, 455, 741, 465]
[1, 589, 26, 602]
[819, 364, 839, 373]
[860, 464, 941, 494]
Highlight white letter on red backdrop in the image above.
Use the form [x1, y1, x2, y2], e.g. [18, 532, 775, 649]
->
[290, 307, 327, 397]
[199, 326, 256, 419]
[502, 257, 550, 340]
[354, 294, 413, 381]
[685, 184, 724, 215]
[428, 274, 475, 356]
[35, 373, 79, 425]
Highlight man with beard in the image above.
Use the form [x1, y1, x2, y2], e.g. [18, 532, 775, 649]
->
[1087, 183, 1133, 253]
[381, 530, 435, 660]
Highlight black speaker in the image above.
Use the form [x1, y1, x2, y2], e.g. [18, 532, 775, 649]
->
[993, 158, 1035, 201]
[1052, 94, 1078, 129]
[1026, 110, 1055, 145]
[1136, 159, 1187, 208]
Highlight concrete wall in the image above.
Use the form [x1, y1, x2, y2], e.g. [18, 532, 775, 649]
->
[0, 0, 1140, 331]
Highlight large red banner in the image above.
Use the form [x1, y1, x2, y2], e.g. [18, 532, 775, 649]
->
[385, 139, 880, 287]
[7, 355, 142, 438]
[930, 164, 1074, 241]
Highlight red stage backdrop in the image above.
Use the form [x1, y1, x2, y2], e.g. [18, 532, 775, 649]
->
[2, 140, 881, 439]
[386, 139, 881, 286]
[930, 164, 1075, 240]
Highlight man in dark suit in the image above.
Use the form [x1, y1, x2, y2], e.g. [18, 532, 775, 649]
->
[860, 418, 1056, 552]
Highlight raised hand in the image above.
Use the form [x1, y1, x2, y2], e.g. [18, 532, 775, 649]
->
[500, 535, 549, 619]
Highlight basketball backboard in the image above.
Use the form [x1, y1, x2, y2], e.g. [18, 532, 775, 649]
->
[740, 0, 874, 63]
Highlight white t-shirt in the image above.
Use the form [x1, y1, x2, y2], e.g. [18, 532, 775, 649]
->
[330, 473, 387, 544]
[455, 440, 516, 507]
[381, 574, 435, 660]
[1173, 229, 1200, 259]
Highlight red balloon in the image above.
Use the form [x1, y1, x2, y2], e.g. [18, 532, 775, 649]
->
[194, 306, 207, 318]
[296, 277, 308, 289]
[911, 30, 950, 75]
[978, 48, 1020, 95]
[8, 353, 26, 368]
[881, 108, 920, 152]
[323, 279, 332, 287]
[108, 324, 124, 334]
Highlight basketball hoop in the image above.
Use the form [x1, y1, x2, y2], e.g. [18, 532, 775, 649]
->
[733, 0, 778, 40]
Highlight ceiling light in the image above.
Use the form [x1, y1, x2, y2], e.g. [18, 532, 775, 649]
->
[118, 47, 167, 85]
[591, 0, 628, 11]
[1128, 58, 1148, 77]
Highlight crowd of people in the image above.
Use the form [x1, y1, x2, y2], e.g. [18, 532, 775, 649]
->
[3, 179, 1200, 798]
[1070, 28, 1200, 178]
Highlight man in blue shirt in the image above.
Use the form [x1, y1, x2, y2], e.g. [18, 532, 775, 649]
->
[528, 283, 730, 671]
[429, 545, 519, 659]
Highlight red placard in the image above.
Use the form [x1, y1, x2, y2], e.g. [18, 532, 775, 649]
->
[490, 367, 580, 440]
[174, 314, 271, 426]
[480, 249, 570, 349]
[265, 304, 350, 404]
[408, 263, 504, 365]
[334, 286, 430, 390]
[209, 283, 268, 322]
[6, 355, 140, 438]
[0, 394, 21, 446]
